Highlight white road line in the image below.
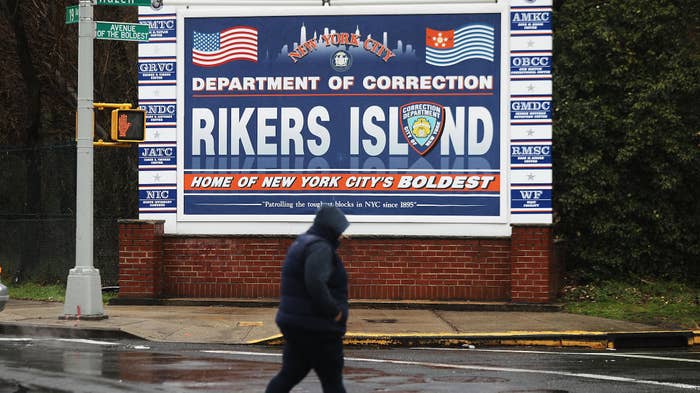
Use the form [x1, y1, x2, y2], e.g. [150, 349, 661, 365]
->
[201, 350, 700, 391]
[204, 350, 281, 358]
[55, 338, 118, 346]
[0, 338, 117, 346]
[346, 357, 700, 391]
[414, 347, 700, 364]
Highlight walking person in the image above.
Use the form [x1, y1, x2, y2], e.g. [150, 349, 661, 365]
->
[266, 205, 350, 393]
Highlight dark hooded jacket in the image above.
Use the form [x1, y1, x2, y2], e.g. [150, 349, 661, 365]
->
[275, 206, 350, 334]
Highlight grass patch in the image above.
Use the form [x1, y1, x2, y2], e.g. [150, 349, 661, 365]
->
[561, 280, 700, 330]
[7, 283, 117, 304]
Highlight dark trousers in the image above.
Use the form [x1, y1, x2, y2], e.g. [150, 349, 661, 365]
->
[265, 326, 346, 393]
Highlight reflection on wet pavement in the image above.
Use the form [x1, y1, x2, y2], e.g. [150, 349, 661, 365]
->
[3, 339, 697, 392]
[0, 342, 541, 393]
[117, 352, 278, 391]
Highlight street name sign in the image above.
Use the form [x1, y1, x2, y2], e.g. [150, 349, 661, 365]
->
[95, 0, 152, 6]
[95, 21, 149, 42]
[65, 5, 79, 25]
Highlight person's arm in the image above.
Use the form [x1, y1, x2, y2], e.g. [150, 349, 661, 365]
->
[304, 242, 341, 319]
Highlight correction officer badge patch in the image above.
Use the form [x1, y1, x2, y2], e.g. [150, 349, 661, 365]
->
[400, 102, 445, 155]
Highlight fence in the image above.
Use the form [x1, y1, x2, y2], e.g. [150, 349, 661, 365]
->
[0, 143, 138, 285]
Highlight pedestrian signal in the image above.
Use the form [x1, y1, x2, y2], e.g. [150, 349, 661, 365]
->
[110, 109, 146, 142]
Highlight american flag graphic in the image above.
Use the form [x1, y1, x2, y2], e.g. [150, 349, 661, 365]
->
[425, 24, 494, 67]
[192, 26, 258, 67]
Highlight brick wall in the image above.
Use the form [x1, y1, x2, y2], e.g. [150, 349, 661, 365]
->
[510, 225, 555, 303]
[343, 238, 510, 300]
[118, 220, 164, 298]
[118, 221, 557, 303]
[162, 236, 292, 298]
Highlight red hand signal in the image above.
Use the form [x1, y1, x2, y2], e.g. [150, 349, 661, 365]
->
[118, 113, 132, 137]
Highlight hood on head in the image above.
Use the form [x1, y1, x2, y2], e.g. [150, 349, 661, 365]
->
[312, 205, 349, 239]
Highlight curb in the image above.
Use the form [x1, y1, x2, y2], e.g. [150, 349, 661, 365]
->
[108, 298, 563, 312]
[1, 320, 695, 349]
[251, 330, 697, 350]
[0, 322, 141, 341]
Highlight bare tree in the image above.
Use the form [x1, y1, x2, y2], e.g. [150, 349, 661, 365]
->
[1, 0, 43, 282]
[0, 1, 139, 282]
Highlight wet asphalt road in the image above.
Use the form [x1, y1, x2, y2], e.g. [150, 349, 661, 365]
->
[0, 337, 699, 392]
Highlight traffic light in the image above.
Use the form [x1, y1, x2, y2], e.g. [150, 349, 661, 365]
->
[111, 109, 146, 142]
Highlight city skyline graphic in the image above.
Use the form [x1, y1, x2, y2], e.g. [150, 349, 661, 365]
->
[271, 22, 417, 63]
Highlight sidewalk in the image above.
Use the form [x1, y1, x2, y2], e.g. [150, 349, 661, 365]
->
[0, 299, 697, 349]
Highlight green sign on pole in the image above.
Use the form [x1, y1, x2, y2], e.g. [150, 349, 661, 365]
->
[95, 0, 153, 6]
[66, 5, 79, 25]
[95, 21, 150, 42]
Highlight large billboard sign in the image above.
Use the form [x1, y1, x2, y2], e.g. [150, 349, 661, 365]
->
[138, 1, 553, 235]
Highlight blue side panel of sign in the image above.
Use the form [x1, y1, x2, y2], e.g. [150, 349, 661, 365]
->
[141, 101, 177, 124]
[139, 188, 177, 210]
[510, 144, 552, 165]
[510, 188, 552, 209]
[510, 99, 552, 121]
[511, 55, 551, 76]
[139, 17, 176, 40]
[139, 145, 176, 166]
[510, 3, 554, 223]
[511, 11, 552, 31]
[138, 12, 178, 217]
[138, 61, 176, 82]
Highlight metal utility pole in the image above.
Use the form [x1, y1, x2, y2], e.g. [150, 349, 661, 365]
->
[63, 0, 105, 320]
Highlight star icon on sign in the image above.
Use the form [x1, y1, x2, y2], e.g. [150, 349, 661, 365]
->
[432, 33, 449, 48]
[527, 173, 536, 181]
[153, 173, 161, 182]
[527, 128, 535, 136]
